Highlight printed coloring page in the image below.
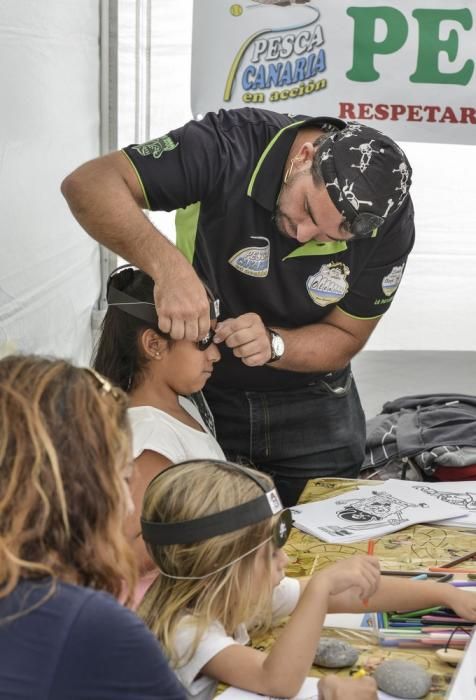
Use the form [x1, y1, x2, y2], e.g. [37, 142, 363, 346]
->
[291, 482, 468, 543]
[388, 479, 476, 530]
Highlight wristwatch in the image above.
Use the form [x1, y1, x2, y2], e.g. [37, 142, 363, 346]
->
[267, 328, 285, 363]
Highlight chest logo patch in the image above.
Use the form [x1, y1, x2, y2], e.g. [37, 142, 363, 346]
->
[132, 134, 178, 159]
[381, 264, 404, 297]
[306, 262, 350, 307]
[228, 236, 270, 278]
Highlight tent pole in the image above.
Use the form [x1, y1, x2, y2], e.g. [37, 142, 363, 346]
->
[97, 0, 119, 321]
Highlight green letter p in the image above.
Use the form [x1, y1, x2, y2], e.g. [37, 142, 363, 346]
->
[346, 7, 408, 82]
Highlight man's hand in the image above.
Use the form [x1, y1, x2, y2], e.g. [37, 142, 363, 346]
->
[319, 675, 378, 700]
[213, 313, 272, 366]
[153, 257, 210, 340]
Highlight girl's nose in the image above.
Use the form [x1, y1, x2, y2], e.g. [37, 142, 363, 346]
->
[278, 548, 289, 568]
[206, 342, 221, 362]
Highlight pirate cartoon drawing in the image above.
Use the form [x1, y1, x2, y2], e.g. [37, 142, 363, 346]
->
[332, 491, 429, 531]
[413, 486, 476, 511]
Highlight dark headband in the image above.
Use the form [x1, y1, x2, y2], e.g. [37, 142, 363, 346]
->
[107, 283, 220, 323]
[141, 460, 287, 546]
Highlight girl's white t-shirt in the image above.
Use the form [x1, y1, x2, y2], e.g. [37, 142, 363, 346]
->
[128, 396, 226, 462]
[172, 577, 301, 700]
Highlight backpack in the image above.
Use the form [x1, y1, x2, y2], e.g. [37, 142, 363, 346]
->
[361, 394, 476, 482]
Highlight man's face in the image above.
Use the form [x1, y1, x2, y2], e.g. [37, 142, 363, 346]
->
[274, 166, 354, 244]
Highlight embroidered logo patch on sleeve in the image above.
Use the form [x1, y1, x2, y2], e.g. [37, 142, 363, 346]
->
[381, 264, 404, 297]
[132, 135, 178, 159]
[306, 262, 350, 307]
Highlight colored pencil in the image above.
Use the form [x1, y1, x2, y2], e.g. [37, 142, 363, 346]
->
[429, 566, 476, 573]
[435, 550, 476, 569]
[393, 606, 443, 617]
[429, 549, 476, 573]
[380, 570, 451, 579]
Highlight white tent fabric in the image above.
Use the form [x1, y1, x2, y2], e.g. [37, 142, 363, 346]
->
[0, 0, 474, 364]
[0, 0, 101, 363]
[365, 139, 476, 351]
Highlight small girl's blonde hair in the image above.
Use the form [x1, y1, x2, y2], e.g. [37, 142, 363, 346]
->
[138, 460, 280, 666]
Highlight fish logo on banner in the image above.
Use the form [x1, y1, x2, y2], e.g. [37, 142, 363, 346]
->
[228, 236, 270, 277]
[381, 264, 404, 297]
[306, 262, 349, 307]
[222, 3, 327, 105]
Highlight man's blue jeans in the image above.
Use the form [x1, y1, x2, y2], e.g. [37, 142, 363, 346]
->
[204, 365, 366, 506]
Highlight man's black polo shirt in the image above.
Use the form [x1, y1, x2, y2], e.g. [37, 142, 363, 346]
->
[123, 108, 415, 391]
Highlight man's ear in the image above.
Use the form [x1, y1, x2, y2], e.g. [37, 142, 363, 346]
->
[298, 141, 317, 164]
[140, 328, 167, 360]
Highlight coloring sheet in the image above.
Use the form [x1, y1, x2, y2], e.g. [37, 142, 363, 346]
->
[219, 674, 400, 700]
[291, 482, 468, 543]
[387, 479, 476, 530]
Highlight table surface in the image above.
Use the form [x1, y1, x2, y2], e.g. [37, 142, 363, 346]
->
[250, 478, 476, 700]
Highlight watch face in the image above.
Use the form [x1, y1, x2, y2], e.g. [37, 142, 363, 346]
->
[272, 333, 285, 357]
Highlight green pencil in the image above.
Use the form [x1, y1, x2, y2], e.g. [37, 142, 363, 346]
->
[391, 606, 443, 618]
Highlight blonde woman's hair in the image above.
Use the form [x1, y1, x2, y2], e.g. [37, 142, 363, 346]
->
[138, 460, 280, 667]
[0, 355, 137, 608]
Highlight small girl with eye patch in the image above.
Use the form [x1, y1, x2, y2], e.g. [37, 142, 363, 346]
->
[138, 458, 476, 700]
[93, 265, 225, 590]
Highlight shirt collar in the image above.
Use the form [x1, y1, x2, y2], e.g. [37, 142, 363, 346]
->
[247, 116, 348, 212]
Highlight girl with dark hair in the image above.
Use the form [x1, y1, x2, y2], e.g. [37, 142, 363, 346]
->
[93, 265, 225, 592]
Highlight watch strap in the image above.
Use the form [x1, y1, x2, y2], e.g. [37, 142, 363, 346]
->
[267, 328, 283, 363]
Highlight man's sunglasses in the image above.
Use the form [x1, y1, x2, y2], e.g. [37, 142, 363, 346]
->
[197, 328, 216, 351]
[343, 208, 384, 239]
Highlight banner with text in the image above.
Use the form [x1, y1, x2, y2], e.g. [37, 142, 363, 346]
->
[191, 0, 475, 144]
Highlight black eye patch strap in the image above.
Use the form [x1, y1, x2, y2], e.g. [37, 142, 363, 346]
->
[141, 493, 276, 545]
[107, 287, 220, 323]
[107, 286, 159, 323]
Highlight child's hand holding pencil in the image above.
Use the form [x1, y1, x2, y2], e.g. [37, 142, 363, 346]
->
[312, 552, 380, 604]
[441, 584, 476, 623]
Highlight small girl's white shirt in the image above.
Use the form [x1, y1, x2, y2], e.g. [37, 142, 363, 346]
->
[172, 576, 301, 700]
